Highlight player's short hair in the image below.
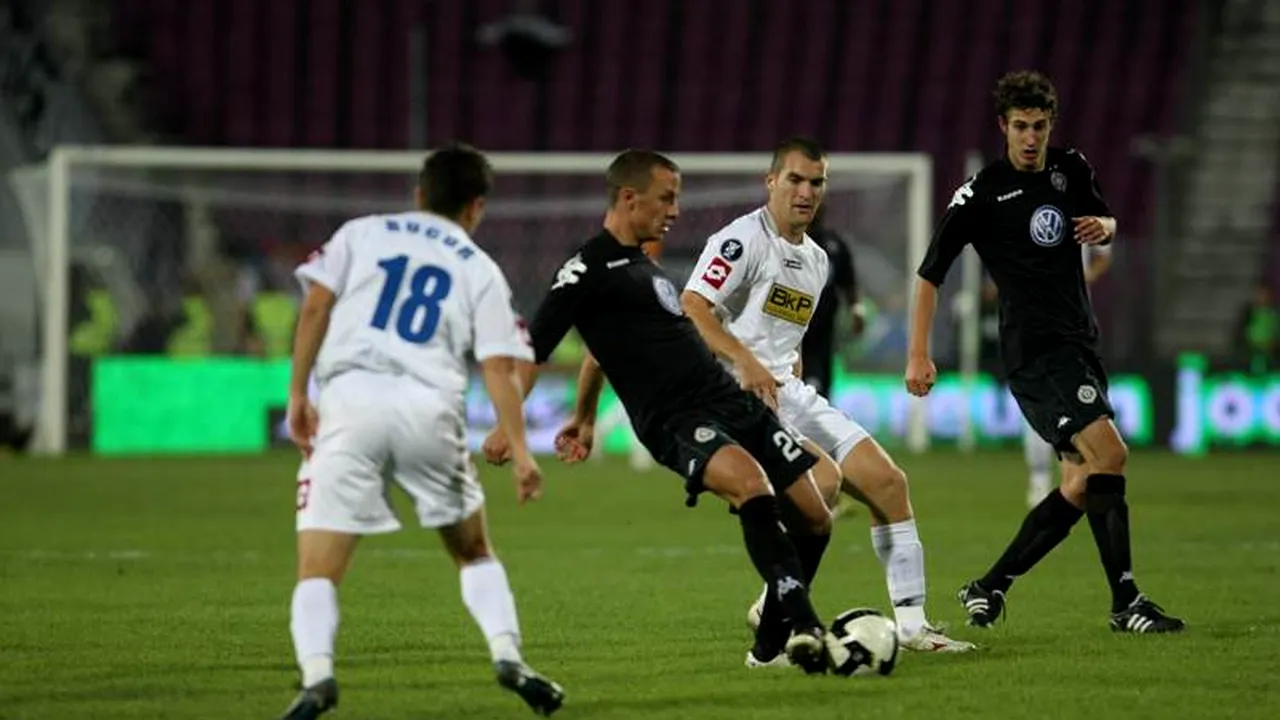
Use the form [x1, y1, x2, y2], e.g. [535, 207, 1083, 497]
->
[418, 142, 494, 217]
[606, 149, 679, 204]
[993, 70, 1058, 120]
[770, 135, 826, 174]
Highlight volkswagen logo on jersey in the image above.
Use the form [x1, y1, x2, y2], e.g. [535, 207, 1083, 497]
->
[652, 276, 683, 315]
[1029, 205, 1066, 247]
[720, 238, 744, 261]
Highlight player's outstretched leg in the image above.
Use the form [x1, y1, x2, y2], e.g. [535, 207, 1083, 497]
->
[704, 445, 848, 674]
[1023, 421, 1055, 508]
[280, 530, 356, 720]
[441, 509, 565, 715]
[1072, 420, 1184, 634]
[959, 483, 1083, 627]
[840, 439, 974, 652]
[748, 450, 838, 669]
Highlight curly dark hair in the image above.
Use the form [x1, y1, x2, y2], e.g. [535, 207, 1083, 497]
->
[993, 70, 1058, 120]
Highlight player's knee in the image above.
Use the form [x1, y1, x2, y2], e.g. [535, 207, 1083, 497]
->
[851, 461, 909, 507]
[1091, 435, 1128, 474]
[807, 507, 833, 535]
[779, 495, 831, 536]
[704, 447, 772, 506]
[448, 537, 493, 567]
[437, 511, 495, 567]
[296, 530, 358, 584]
[297, 561, 344, 584]
[1076, 417, 1127, 472]
[811, 455, 842, 507]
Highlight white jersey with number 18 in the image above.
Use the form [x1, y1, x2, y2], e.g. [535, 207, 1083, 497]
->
[294, 211, 532, 400]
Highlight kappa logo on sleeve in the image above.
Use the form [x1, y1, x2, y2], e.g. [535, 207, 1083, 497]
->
[552, 253, 588, 290]
[701, 256, 733, 290]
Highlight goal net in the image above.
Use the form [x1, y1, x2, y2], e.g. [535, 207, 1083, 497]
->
[13, 147, 939, 456]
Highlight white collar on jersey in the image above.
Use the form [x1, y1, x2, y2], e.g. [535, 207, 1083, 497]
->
[757, 205, 810, 247]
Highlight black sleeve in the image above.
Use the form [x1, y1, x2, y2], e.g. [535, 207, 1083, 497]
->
[529, 250, 592, 363]
[829, 233, 858, 301]
[917, 179, 980, 287]
[1070, 149, 1112, 218]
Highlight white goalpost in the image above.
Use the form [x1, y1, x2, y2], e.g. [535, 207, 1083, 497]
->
[29, 145, 936, 456]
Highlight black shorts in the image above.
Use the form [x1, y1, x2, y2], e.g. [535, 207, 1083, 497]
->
[643, 391, 819, 504]
[1008, 343, 1115, 454]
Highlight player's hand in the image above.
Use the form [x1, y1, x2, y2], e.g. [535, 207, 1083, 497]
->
[482, 428, 512, 465]
[287, 395, 319, 456]
[554, 418, 595, 463]
[1073, 216, 1111, 245]
[904, 356, 937, 397]
[511, 453, 544, 505]
[736, 354, 782, 410]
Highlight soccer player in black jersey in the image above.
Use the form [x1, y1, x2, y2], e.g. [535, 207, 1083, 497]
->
[906, 71, 1183, 634]
[483, 149, 855, 673]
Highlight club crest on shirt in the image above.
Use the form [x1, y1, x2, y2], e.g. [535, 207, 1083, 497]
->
[1077, 384, 1098, 404]
[1029, 205, 1066, 247]
[652, 276, 683, 316]
[1051, 171, 1068, 193]
[720, 238, 744, 261]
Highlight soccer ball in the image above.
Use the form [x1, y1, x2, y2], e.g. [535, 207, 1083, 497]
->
[829, 607, 899, 677]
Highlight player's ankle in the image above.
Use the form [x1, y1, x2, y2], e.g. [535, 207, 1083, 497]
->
[300, 654, 334, 688]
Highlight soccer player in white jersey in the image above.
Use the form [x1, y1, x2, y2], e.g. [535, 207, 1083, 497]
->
[681, 136, 975, 654]
[1021, 244, 1112, 506]
[278, 143, 564, 719]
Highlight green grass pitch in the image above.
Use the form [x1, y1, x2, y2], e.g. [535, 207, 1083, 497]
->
[2, 450, 1278, 719]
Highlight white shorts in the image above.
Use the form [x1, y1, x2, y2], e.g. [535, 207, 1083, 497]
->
[295, 370, 484, 534]
[777, 378, 870, 464]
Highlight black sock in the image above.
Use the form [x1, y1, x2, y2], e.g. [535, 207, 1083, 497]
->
[737, 496, 822, 633]
[1085, 474, 1140, 612]
[753, 531, 831, 658]
[980, 490, 1083, 592]
[792, 531, 831, 583]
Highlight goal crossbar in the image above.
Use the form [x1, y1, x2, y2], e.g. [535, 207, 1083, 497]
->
[36, 145, 934, 455]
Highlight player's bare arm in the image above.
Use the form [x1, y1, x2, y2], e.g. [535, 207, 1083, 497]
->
[1084, 247, 1114, 284]
[1074, 215, 1116, 246]
[287, 284, 336, 453]
[480, 355, 543, 504]
[681, 290, 781, 409]
[480, 360, 541, 466]
[555, 354, 605, 463]
[907, 165, 977, 399]
[904, 279, 940, 398]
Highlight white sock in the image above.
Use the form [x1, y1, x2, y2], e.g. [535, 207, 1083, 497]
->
[291, 578, 339, 687]
[871, 519, 928, 637]
[1029, 470, 1053, 496]
[1023, 422, 1054, 476]
[461, 559, 524, 664]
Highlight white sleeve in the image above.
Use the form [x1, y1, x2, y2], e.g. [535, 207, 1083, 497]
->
[683, 235, 759, 306]
[295, 221, 358, 296]
[472, 262, 534, 363]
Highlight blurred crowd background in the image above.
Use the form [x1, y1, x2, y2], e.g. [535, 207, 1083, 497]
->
[1, 0, 1277, 452]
